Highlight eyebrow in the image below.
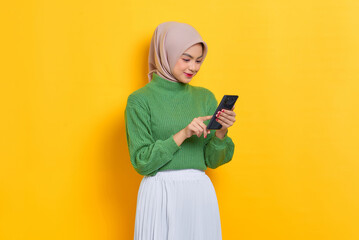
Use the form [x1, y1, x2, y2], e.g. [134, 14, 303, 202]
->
[182, 53, 203, 59]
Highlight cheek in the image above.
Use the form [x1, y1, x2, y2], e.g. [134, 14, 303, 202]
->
[173, 62, 187, 73]
[181, 60, 190, 68]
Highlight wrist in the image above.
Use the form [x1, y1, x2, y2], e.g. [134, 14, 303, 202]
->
[180, 128, 190, 139]
[173, 129, 188, 147]
[215, 128, 227, 139]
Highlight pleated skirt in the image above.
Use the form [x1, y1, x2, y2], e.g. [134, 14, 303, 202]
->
[134, 168, 222, 240]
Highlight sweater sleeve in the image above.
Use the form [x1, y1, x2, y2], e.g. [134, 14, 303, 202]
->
[203, 91, 235, 169]
[124, 94, 181, 176]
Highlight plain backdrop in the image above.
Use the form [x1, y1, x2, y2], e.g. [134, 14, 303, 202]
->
[1, 0, 358, 239]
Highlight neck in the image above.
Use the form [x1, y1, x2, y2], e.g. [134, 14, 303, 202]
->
[149, 72, 188, 92]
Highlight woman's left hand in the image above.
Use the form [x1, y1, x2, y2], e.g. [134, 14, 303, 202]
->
[215, 105, 236, 136]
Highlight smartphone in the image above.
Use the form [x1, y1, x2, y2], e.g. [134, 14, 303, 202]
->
[207, 95, 238, 130]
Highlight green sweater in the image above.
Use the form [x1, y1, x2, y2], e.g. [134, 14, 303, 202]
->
[124, 73, 235, 176]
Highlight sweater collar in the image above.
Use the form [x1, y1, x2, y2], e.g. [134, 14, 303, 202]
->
[149, 72, 188, 92]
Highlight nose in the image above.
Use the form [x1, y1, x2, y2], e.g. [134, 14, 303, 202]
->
[189, 61, 196, 72]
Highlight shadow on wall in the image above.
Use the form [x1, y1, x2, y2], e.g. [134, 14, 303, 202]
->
[98, 116, 141, 239]
[96, 40, 151, 239]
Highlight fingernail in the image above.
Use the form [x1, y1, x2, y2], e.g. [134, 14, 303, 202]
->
[204, 135, 207, 138]
[221, 109, 225, 112]
[216, 118, 218, 121]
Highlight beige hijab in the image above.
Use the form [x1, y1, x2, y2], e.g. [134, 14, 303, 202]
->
[148, 21, 208, 82]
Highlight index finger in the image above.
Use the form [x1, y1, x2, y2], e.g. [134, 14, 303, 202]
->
[198, 115, 212, 121]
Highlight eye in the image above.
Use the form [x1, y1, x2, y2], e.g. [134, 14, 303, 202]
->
[182, 59, 202, 63]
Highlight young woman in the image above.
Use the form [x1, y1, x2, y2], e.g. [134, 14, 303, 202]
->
[125, 21, 237, 240]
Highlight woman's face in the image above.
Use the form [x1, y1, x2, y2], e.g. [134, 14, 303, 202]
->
[172, 43, 204, 83]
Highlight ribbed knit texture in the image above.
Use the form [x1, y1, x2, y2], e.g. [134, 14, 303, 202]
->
[125, 73, 235, 176]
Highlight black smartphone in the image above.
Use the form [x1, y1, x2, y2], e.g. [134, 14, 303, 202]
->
[207, 95, 238, 130]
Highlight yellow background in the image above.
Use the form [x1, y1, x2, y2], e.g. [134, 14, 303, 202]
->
[1, 0, 358, 239]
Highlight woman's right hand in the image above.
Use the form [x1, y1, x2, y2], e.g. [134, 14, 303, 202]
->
[183, 116, 213, 139]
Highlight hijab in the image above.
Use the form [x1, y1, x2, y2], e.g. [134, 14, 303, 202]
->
[148, 21, 208, 82]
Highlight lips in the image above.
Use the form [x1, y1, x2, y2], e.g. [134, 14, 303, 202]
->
[184, 73, 193, 77]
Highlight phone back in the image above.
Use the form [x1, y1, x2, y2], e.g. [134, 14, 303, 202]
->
[207, 95, 238, 130]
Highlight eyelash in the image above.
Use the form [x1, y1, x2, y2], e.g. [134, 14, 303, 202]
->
[183, 59, 202, 63]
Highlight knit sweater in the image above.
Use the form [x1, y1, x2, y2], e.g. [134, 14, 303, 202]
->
[124, 73, 235, 176]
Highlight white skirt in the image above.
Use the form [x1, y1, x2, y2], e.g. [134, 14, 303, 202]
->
[134, 169, 222, 240]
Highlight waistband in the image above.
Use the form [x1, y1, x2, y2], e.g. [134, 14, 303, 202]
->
[145, 168, 207, 181]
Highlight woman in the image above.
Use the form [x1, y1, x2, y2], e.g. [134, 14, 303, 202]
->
[125, 21, 236, 240]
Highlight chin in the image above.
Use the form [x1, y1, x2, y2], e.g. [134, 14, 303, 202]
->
[180, 78, 191, 84]
[182, 75, 194, 83]
[173, 73, 193, 83]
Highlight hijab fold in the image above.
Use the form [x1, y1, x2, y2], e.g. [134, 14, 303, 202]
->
[148, 21, 208, 82]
